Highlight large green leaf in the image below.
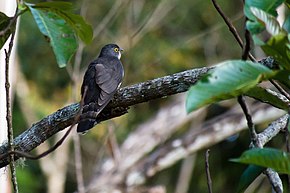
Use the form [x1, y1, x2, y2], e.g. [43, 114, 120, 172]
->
[26, 2, 93, 67]
[31, 2, 93, 44]
[0, 12, 16, 49]
[236, 165, 265, 193]
[246, 86, 289, 110]
[231, 148, 290, 175]
[27, 4, 78, 68]
[186, 60, 276, 113]
[262, 34, 290, 69]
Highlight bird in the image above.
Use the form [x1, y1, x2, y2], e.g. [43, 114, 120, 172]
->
[77, 44, 124, 133]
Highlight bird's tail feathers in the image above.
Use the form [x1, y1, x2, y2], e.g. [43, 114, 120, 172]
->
[77, 120, 95, 134]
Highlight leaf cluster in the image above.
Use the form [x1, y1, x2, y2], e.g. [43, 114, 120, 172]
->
[186, 0, 290, 192]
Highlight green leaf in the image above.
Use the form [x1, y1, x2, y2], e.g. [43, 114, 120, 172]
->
[186, 60, 276, 113]
[244, 0, 284, 19]
[272, 70, 290, 88]
[262, 33, 290, 70]
[244, 0, 284, 36]
[27, 4, 78, 68]
[250, 7, 284, 36]
[0, 12, 16, 49]
[246, 86, 289, 110]
[236, 165, 265, 193]
[31, 2, 73, 11]
[246, 21, 265, 35]
[283, 14, 290, 33]
[31, 2, 93, 44]
[231, 148, 290, 175]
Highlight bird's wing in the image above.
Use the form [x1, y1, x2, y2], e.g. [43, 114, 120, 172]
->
[94, 63, 122, 107]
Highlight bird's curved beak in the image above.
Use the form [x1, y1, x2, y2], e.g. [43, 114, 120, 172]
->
[120, 47, 124, 52]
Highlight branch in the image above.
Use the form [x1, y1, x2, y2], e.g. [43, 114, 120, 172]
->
[0, 57, 279, 169]
[4, 7, 19, 193]
[0, 66, 211, 168]
[86, 101, 286, 192]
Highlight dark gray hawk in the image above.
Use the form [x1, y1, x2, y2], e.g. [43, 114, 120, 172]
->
[77, 44, 124, 133]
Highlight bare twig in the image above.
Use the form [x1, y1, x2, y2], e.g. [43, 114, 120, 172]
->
[0, 87, 87, 163]
[0, 9, 26, 37]
[205, 149, 213, 193]
[286, 112, 290, 190]
[270, 80, 290, 101]
[242, 25, 251, 60]
[265, 169, 283, 193]
[237, 96, 257, 144]
[210, 0, 256, 61]
[250, 114, 288, 148]
[4, 7, 19, 193]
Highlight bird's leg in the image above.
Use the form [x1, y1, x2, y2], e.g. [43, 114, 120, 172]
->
[82, 102, 100, 112]
[79, 111, 99, 122]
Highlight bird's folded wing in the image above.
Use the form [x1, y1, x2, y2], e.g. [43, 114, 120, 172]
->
[94, 63, 120, 106]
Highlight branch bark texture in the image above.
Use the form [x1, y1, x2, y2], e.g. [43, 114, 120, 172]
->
[0, 66, 210, 168]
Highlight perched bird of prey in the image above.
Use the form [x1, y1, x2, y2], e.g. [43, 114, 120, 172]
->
[77, 44, 124, 133]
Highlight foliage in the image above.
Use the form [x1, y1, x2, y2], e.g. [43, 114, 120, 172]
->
[236, 165, 265, 193]
[0, 12, 16, 48]
[186, 60, 277, 112]
[0, 1, 92, 67]
[231, 148, 290, 175]
[186, 0, 290, 192]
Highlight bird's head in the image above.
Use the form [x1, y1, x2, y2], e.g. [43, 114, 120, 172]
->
[99, 44, 123, 60]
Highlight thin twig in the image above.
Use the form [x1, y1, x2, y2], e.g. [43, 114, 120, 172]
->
[0, 87, 88, 162]
[205, 149, 213, 193]
[241, 25, 251, 60]
[210, 0, 256, 61]
[237, 18, 257, 144]
[4, 6, 19, 193]
[270, 80, 290, 101]
[237, 96, 257, 144]
[0, 8, 27, 36]
[286, 111, 290, 190]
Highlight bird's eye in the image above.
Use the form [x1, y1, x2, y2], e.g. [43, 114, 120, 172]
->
[114, 47, 119, 52]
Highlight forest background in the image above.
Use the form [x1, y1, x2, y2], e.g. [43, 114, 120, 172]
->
[0, 0, 289, 193]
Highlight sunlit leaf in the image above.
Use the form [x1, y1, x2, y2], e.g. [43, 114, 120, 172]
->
[250, 7, 283, 36]
[236, 165, 265, 193]
[231, 148, 290, 175]
[0, 12, 16, 49]
[244, 0, 284, 19]
[27, 4, 78, 68]
[244, 0, 284, 36]
[186, 60, 276, 113]
[246, 86, 289, 110]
